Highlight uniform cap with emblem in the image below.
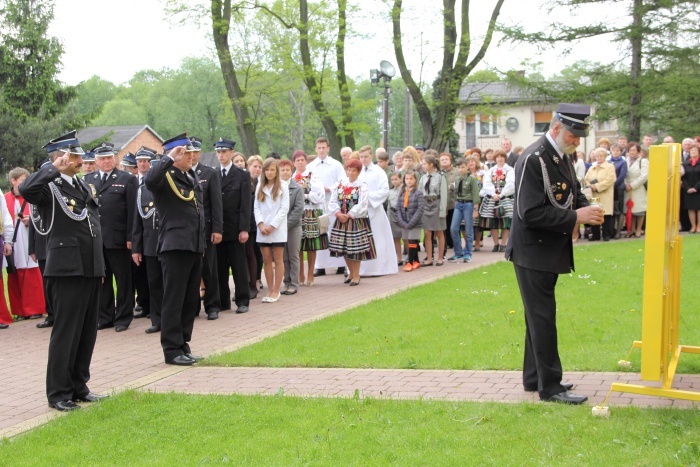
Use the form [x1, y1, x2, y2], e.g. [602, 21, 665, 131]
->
[42, 130, 85, 155]
[92, 142, 116, 157]
[555, 103, 591, 137]
[162, 133, 192, 152]
[188, 136, 203, 152]
[214, 138, 236, 150]
[121, 153, 137, 167]
[135, 146, 157, 160]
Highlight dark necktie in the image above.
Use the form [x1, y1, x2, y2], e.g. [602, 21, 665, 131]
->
[424, 174, 432, 192]
[457, 178, 463, 197]
[102, 172, 108, 185]
[73, 178, 83, 194]
[222, 168, 227, 178]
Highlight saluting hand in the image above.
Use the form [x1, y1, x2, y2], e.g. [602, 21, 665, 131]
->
[167, 146, 187, 162]
[53, 153, 74, 174]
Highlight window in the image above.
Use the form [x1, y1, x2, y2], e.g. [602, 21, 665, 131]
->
[534, 111, 552, 134]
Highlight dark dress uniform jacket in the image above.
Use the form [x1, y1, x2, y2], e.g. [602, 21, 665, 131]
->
[28, 209, 48, 261]
[145, 157, 205, 255]
[194, 164, 223, 237]
[131, 185, 159, 258]
[220, 166, 251, 240]
[20, 166, 104, 277]
[505, 135, 589, 274]
[86, 169, 138, 248]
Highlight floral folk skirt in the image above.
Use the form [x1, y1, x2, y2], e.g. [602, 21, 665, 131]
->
[329, 217, 376, 261]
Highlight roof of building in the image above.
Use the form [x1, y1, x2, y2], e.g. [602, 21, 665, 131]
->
[459, 82, 546, 105]
[77, 125, 164, 150]
[199, 152, 218, 168]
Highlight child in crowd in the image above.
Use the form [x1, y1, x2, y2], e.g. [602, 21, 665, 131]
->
[448, 158, 480, 263]
[278, 159, 304, 295]
[387, 172, 403, 265]
[396, 170, 425, 271]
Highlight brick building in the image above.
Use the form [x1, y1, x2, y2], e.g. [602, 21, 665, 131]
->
[77, 125, 164, 163]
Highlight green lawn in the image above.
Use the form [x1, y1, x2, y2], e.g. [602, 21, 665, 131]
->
[2, 392, 699, 465]
[208, 237, 700, 373]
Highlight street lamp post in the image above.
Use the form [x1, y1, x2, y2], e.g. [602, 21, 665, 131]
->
[370, 60, 396, 150]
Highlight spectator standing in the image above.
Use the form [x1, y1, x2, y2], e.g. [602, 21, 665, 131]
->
[439, 152, 459, 255]
[479, 150, 515, 252]
[584, 148, 616, 241]
[293, 151, 326, 286]
[387, 172, 403, 265]
[0, 191, 13, 329]
[419, 154, 448, 265]
[447, 158, 480, 263]
[396, 170, 425, 272]
[681, 145, 700, 233]
[467, 156, 486, 252]
[279, 159, 303, 295]
[608, 143, 628, 238]
[624, 143, 649, 238]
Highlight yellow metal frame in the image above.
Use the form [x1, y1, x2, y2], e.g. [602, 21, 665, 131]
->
[611, 144, 700, 402]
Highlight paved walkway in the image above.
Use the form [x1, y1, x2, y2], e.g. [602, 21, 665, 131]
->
[1, 240, 698, 439]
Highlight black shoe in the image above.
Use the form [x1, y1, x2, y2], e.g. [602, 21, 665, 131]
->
[524, 382, 574, 392]
[343, 276, 352, 284]
[314, 268, 326, 276]
[541, 390, 588, 405]
[134, 305, 143, 312]
[133, 310, 149, 319]
[281, 289, 297, 295]
[36, 320, 53, 329]
[74, 392, 109, 403]
[115, 325, 129, 332]
[492, 245, 499, 252]
[97, 323, 114, 330]
[185, 352, 203, 361]
[336, 267, 346, 275]
[498, 245, 505, 252]
[145, 325, 160, 334]
[236, 306, 249, 314]
[49, 400, 80, 411]
[249, 288, 258, 300]
[165, 355, 196, 366]
[0, 323, 8, 329]
[207, 311, 219, 320]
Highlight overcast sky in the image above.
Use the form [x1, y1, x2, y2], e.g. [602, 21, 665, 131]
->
[48, 0, 629, 86]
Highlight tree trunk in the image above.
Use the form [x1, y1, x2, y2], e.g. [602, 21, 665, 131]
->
[335, 0, 355, 150]
[393, 0, 504, 151]
[211, 0, 260, 155]
[627, 0, 643, 142]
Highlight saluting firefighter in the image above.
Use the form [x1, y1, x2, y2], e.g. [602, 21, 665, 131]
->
[506, 104, 604, 405]
[132, 148, 154, 320]
[20, 131, 108, 411]
[131, 147, 162, 335]
[145, 134, 205, 366]
[87, 143, 138, 332]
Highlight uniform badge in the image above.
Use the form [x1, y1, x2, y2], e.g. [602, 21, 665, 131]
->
[181, 189, 186, 196]
[112, 174, 117, 179]
[54, 178, 63, 185]
[197, 169, 201, 175]
[89, 184, 97, 197]
[170, 170, 175, 174]
[556, 194, 562, 200]
[68, 206, 74, 212]
[553, 154, 560, 164]
[145, 207, 149, 212]
[149, 201, 153, 207]
[562, 183, 567, 190]
[70, 199, 76, 206]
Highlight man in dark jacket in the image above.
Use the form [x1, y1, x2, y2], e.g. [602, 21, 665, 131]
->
[506, 104, 603, 405]
[86, 143, 138, 332]
[20, 131, 107, 411]
[145, 134, 206, 366]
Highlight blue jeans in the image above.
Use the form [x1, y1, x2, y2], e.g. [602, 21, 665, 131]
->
[451, 201, 474, 257]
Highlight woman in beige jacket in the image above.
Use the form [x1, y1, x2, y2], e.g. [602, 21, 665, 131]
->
[584, 148, 616, 241]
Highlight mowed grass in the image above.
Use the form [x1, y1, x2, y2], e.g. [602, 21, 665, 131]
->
[208, 237, 700, 373]
[2, 391, 699, 465]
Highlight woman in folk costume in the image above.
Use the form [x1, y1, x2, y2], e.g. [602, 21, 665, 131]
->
[293, 150, 327, 286]
[5, 168, 45, 319]
[0, 189, 14, 328]
[328, 159, 375, 286]
[479, 150, 515, 252]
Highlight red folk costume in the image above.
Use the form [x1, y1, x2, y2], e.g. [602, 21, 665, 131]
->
[4, 191, 46, 318]
[0, 192, 14, 324]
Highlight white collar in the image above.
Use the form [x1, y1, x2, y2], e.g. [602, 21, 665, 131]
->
[546, 132, 564, 158]
[221, 162, 233, 172]
[99, 170, 112, 178]
[61, 174, 75, 184]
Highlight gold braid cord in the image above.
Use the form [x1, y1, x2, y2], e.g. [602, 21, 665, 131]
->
[165, 171, 198, 209]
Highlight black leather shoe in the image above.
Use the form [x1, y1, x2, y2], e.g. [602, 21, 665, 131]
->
[281, 289, 297, 295]
[115, 325, 129, 332]
[49, 400, 80, 411]
[145, 325, 160, 334]
[249, 288, 258, 299]
[0, 323, 8, 329]
[36, 320, 53, 329]
[133, 310, 149, 319]
[524, 382, 574, 392]
[166, 355, 196, 366]
[236, 306, 249, 314]
[185, 353, 203, 361]
[207, 311, 219, 320]
[343, 276, 352, 284]
[74, 392, 109, 403]
[336, 267, 346, 275]
[314, 268, 326, 276]
[542, 390, 588, 405]
[97, 323, 114, 330]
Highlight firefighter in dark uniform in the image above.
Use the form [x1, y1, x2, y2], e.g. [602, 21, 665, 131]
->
[215, 138, 252, 314]
[30, 158, 55, 329]
[132, 148, 154, 320]
[506, 104, 603, 405]
[189, 137, 224, 320]
[19, 131, 108, 411]
[87, 143, 138, 332]
[132, 149, 162, 334]
[145, 134, 205, 366]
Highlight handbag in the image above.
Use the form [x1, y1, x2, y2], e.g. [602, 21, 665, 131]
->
[5, 200, 26, 274]
[318, 213, 330, 235]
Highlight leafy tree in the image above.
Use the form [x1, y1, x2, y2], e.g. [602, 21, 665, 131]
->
[391, 0, 506, 151]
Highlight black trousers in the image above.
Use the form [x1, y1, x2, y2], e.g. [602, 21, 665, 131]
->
[513, 264, 566, 399]
[45, 276, 101, 403]
[159, 251, 201, 361]
[444, 208, 455, 250]
[99, 248, 134, 327]
[38, 259, 53, 323]
[133, 258, 150, 312]
[144, 255, 163, 328]
[245, 230, 263, 289]
[201, 239, 220, 312]
[217, 240, 250, 310]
